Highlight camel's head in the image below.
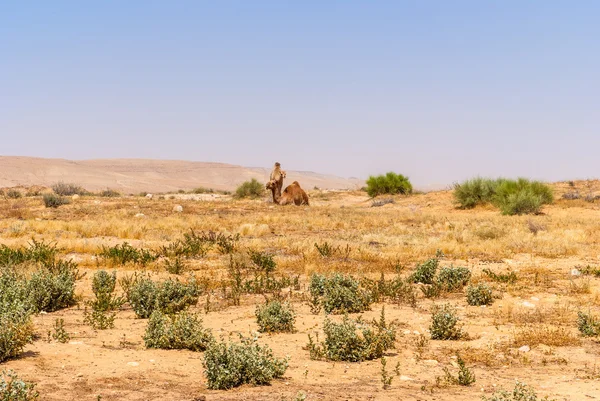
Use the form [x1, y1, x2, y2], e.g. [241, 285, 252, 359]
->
[265, 180, 277, 190]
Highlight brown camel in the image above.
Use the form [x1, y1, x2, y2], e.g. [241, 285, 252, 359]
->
[266, 180, 309, 206]
[268, 162, 286, 202]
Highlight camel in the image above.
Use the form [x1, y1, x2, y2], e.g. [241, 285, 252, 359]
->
[266, 180, 309, 206]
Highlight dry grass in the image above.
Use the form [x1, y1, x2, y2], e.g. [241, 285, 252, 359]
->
[512, 325, 581, 347]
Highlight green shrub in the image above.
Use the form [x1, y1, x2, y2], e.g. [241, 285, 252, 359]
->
[51, 318, 70, 343]
[443, 353, 475, 386]
[436, 266, 471, 291]
[235, 179, 265, 199]
[164, 256, 187, 274]
[26, 267, 77, 312]
[466, 284, 493, 306]
[482, 268, 518, 284]
[577, 311, 600, 337]
[99, 243, 158, 266]
[5, 189, 22, 199]
[452, 177, 499, 209]
[453, 177, 554, 215]
[0, 303, 34, 363]
[154, 278, 201, 315]
[126, 277, 158, 318]
[309, 273, 371, 314]
[409, 258, 439, 285]
[51, 182, 85, 196]
[0, 370, 39, 400]
[307, 307, 395, 362]
[144, 310, 213, 351]
[255, 301, 295, 333]
[98, 189, 121, 197]
[84, 270, 124, 330]
[430, 304, 463, 340]
[42, 193, 70, 208]
[366, 172, 412, 197]
[482, 381, 556, 401]
[203, 336, 288, 390]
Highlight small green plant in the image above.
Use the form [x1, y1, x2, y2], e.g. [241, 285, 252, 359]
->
[84, 270, 124, 330]
[203, 335, 288, 390]
[443, 354, 475, 386]
[255, 301, 295, 333]
[466, 284, 494, 306]
[0, 306, 34, 363]
[430, 304, 463, 340]
[26, 264, 78, 312]
[482, 381, 557, 401]
[0, 370, 39, 400]
[249, 250, 277, 275]
[51, 318, 70, 343]
[154, 278, 201, 315]
[577, 311, 600, 337]
[366, 172, 412, 197]
[380, 356, 393, 389]
[314, 241, 337, 258]
[307, 307, 395, 362]
[579, 265, 600, 277]
[164, 256, 187, 275]
[453, 177, 499, 209]
[234, 178, 265, 199]
[144, 310, 213, 351]
[98, 188, 121, 197]
[308, 273, 371, 314]
[125, 276, 158, 318]
[482, 268, 518, 284]
[42, 193, 70, 208]
[409, 258, 439, 285]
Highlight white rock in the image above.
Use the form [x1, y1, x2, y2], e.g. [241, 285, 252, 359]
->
[518, 345, 530, 352]
[522, 301, 535, 308]
[413, 330, 420, 335]
[172, 205, 183, 213]
[145, 193, 153, 199]
[531, 297, 539, 301]
[127, 362, 139, 367]
[69, 341, 83, 345]
[403, 330, 411, 335]
[93, 200, 101, 205]
[72, 194, 80, 200]
[134, 213, 145, 218]
[423, 360, 438, 366]
[571, 268, 581, 276]
[399, 375, 414, 381]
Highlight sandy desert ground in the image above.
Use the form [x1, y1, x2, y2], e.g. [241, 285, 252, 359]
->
[1, 180, 600, 400]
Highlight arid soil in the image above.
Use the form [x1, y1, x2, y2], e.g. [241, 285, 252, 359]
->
[2, 181, 600, 400]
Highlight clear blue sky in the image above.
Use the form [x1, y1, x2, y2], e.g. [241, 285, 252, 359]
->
[1, 1, 598, 187]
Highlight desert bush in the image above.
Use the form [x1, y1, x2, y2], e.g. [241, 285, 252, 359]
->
[51, 318, 70, 343]
[0, 298, 34, 363]
[164, 256, 187, 275]
[466, 284, 494, 306]
[443, 354, 475, 386]
[144, 310, 213, 351]
[191, 187, 215, 194]
[453, 177, 553, 215]
[366, 172, 412, 197]
[98, 188, 121, 197]
[126, 276, 158, 318]
[409, 258, 439, 285]
[482, 381, 556, 401]
[452, 177, 499, 209]
[26, 266, 77, 312]
[436, 266, 471, 291]
[99, 242, 157, 266]
[235, 179, 265, 199]
[42, 193, 70, 208]
[255, 301, 295, 333]
[0, 370, 39, 400]
[5, 189, 22, 199]
[0, 240, 60, 268]
[309, 273, 371, 314]
[482, 268, 518, 284]
[51, 182, 86, 196]
[84, 270, 124, 330]
[203, 336, 288, 390]
[430, 304, 463, 340]
[493, 178, 553, 215]
[577, 311, 600, 337]
[307, 307, 395, 362]
[154, 278, 201, 315]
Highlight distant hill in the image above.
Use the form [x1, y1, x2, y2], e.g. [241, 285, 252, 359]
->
[0, 156, 364, 193]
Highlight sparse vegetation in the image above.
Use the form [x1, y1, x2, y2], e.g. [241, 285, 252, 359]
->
[0, 370, 39, 400]
[366, 172, 412, 197]
[482, 381, 557, 401]
[466, 284, 494, 306]
[309, 273, 371, 314]
[443, 354, 476, 386]
[51, 182, 86, 196]
[42, 193, 70, 208]
[576, 311, 600, 337]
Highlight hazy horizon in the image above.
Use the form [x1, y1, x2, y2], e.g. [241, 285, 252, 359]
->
[2, 2, 599, 188]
